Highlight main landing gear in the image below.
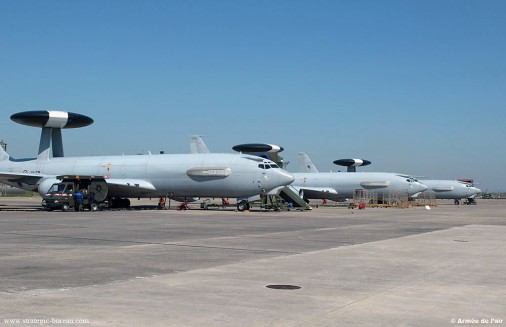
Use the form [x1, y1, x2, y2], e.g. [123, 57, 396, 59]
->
[237, 200, 250, 211]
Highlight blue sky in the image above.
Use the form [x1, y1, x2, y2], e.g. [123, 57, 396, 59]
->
[1, 0, 505, 191]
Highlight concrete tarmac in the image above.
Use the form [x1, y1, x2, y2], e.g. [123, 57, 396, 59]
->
[0, 197, 505, 326]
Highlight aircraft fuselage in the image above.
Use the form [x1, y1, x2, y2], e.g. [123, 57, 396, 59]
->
[0, 153, 294, 199]
[292, 172, 428, 200]
[420, 180, 481, 200]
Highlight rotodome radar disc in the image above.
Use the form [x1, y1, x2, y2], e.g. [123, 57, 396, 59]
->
[11, 111, 94, 128]
[232, 143, 284, 153]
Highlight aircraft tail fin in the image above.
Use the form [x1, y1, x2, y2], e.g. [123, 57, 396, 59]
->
[0, 145, 9, 161]
[298, 152, 319, 173]
[190, 135, 210, 154]
[37, 148, 51, 161]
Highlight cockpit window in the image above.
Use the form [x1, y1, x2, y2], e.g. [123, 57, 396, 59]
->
[259, 163, 280, 169]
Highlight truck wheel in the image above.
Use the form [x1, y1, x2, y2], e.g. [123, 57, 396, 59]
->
[62, 203, 70, 212]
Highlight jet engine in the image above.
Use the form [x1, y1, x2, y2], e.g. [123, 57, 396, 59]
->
[37, 177, 61, 197]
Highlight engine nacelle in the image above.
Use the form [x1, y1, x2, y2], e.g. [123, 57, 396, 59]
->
[37, 177, 60, 197]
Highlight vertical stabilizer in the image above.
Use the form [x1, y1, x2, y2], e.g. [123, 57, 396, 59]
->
[0, 144, 9, 161]
[190, 135, 210, 154]
[37, 148, 51, 161]
[298, 152, 319, 173]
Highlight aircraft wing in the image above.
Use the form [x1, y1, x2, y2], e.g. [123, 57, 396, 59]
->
[105, 179, 157, 197]
[0, 172, 43, 190]
[291, 186, 339, 200]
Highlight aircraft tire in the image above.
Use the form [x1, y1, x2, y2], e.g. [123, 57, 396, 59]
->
[237, 200, 249, 211]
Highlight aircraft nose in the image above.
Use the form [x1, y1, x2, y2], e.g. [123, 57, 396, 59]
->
[418, 182, 428, 192]
[280, 170, 295, 186]
[411, 181, 427, 193]
[471, 187, 481, 195]
[272, 169, 295, 187]
[409, 182, 428, 197]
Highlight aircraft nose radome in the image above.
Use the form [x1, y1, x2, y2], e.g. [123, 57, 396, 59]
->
[472, 187, 481, 194]
[418, 183, 428, 192]
[277, 170, 295, 186]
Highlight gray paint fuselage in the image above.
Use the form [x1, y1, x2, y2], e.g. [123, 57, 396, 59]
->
[292, 172, 428, 200]
[1, 153, 294, 198]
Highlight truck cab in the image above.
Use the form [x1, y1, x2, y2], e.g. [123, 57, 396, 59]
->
[41, 176, 108, 212]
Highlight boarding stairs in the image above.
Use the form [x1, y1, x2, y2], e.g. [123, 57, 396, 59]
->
[278, 185, 311, 210]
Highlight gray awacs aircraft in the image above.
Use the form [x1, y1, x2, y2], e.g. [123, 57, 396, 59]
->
[319, 149, 481, 205]
[295, 152, 428, 202]
[418, 179, 481, 204]
[189, 137, 427, 202]
[0, 111, 294, 208]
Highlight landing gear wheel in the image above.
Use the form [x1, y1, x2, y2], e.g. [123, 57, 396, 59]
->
[454, 199, 460, 205]
[237, 200, 250, 211]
